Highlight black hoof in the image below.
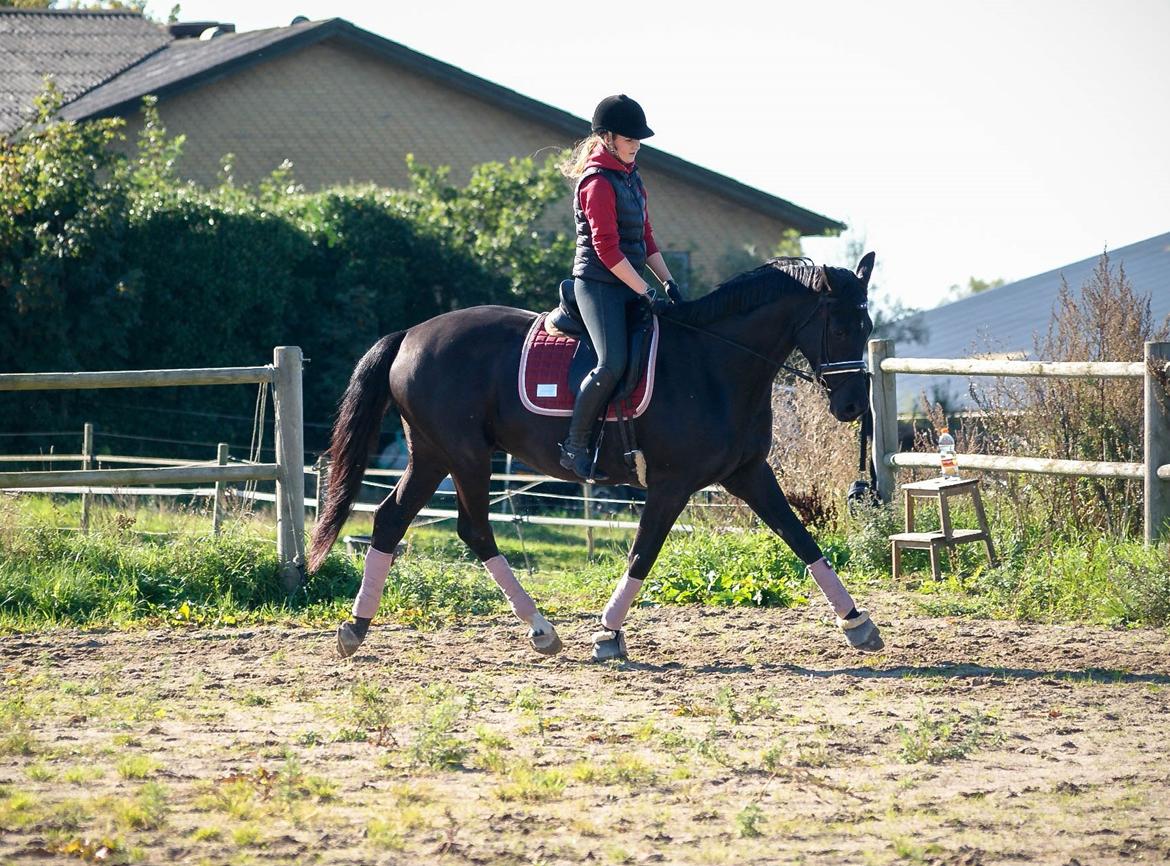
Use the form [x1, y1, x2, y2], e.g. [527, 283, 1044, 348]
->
[838, 610, 885, 653]
[528, 614, 563, 656]
[591, 628, 628, 662]
[336, 622, 366, 659]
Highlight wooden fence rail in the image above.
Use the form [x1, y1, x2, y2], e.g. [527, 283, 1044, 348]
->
[0, 366, 274, 391]
[867, 339, 1170, 543]
[0, 348, 304, 589]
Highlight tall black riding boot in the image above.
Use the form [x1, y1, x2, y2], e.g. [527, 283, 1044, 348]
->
[560, 367, 617, 482]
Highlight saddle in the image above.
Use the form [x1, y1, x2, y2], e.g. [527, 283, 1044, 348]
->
[520, 281, 660, 485]
[544, 279, 655, 406]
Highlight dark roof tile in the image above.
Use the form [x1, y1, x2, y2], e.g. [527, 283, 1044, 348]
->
[0, 9, 169, 134]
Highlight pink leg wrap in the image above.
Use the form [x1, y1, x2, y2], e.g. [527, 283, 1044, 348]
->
[352, 547, 395, 619]
[807, 557, 855, 618]
[484, 555, 538, 623]
[601, 573, 642, 631]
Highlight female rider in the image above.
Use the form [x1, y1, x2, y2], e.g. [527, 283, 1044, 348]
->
[558, 94, 680, 481]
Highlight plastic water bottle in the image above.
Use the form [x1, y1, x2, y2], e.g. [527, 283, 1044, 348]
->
[938, 427, 959, 478]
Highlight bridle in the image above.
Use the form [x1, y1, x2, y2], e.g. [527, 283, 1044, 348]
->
[793, 293, 871, 394]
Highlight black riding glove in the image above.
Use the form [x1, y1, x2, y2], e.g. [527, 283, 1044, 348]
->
[642, 286, 676, 316]
[663, 279, 683, 304]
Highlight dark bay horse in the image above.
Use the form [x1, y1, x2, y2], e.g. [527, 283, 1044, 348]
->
[310, 254, 885, 659]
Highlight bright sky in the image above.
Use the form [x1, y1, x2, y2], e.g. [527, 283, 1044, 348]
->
[143, 0, 1170, 310]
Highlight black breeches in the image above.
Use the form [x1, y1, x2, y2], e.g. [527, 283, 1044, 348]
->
[573, 277, 639, 379]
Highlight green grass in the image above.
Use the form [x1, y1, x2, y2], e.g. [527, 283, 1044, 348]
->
[3, 492, 1169, 633]
[910, 535, 1170, 626]
[896, 706, 1000, 764]
[643, 528, 825, 608]
[847, 494, 1170, 627]
[116, 755, 160, 780]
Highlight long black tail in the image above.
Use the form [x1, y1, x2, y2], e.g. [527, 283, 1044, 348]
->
[308, 332, 405, 571]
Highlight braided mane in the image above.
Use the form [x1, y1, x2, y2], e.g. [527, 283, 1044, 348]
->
[668, 257, 823, 326]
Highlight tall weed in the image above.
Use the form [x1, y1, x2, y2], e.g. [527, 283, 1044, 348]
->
[965, 252, 1169, 537]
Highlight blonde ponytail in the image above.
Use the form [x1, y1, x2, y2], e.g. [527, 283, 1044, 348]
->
[559, 133, 607, 180]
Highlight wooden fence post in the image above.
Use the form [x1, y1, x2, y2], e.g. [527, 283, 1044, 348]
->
[1144, 341, 1170, 544]
[80, 422, 93, 532]
[273, 346, 305, 592]
[212, 442, 229, 536]
[868, 339, 898, 503]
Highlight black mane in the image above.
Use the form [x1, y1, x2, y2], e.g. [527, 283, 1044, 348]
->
[669, 257, 825, 326]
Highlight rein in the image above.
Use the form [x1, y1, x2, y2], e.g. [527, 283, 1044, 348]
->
[663, 294, 868, 389]
[665, 315, 810, 378]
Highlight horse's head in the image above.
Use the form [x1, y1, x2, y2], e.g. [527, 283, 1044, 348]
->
[793, 252, 875, 422]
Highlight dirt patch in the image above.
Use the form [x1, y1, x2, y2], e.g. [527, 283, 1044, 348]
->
[2, 592, 1168, 865]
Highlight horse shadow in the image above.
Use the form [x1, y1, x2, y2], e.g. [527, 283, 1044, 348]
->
[606, 659, 1170, 685]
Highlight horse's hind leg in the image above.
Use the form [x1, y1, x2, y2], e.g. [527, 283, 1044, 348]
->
[337, 453, 447, 659]
[449, 459, 562, 656]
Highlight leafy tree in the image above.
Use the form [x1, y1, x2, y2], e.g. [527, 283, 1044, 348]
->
[0, 85, 136, 373]
[384, 153, 573, 308]
[0, 93, 576, 454]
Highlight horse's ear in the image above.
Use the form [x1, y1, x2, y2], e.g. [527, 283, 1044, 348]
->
[855, 252, 877, 288]
[816, 266, 833, 292]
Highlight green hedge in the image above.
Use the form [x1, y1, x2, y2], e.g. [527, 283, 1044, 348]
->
[0, 91, 573, 455]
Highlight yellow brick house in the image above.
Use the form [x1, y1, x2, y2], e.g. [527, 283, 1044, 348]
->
[2, 8, 844, 287]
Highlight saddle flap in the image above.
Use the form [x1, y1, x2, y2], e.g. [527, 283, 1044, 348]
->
[567, 308, 654, 403]
[519, 313, 659, 421]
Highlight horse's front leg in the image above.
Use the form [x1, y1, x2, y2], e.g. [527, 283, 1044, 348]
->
[721, 460, 884, 653]
[592, 485, 692, 662]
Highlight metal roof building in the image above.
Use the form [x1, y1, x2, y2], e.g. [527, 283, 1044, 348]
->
[892, 231, 1170, 412]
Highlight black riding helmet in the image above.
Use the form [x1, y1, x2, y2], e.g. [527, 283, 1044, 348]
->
[591, 94, 655, 139]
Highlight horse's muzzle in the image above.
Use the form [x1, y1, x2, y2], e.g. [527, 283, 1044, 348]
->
[826, 369, 871, 422]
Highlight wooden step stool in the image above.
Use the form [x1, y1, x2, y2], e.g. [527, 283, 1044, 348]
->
[890, 477, 996, 580]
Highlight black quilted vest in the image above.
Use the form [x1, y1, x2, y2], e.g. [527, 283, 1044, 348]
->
[572, 165, 647, 283]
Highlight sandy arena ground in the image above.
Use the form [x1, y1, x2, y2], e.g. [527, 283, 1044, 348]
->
[2, 592, 1168, 865]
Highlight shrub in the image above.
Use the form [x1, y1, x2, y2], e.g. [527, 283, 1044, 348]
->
[644, 529, 848, 607]
[963, 252, 1170, 538]
[769, 377, 861, 528]
[0, 90, 573, 458]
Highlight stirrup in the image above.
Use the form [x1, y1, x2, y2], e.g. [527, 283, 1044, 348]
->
[560, 441, 608, 483]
